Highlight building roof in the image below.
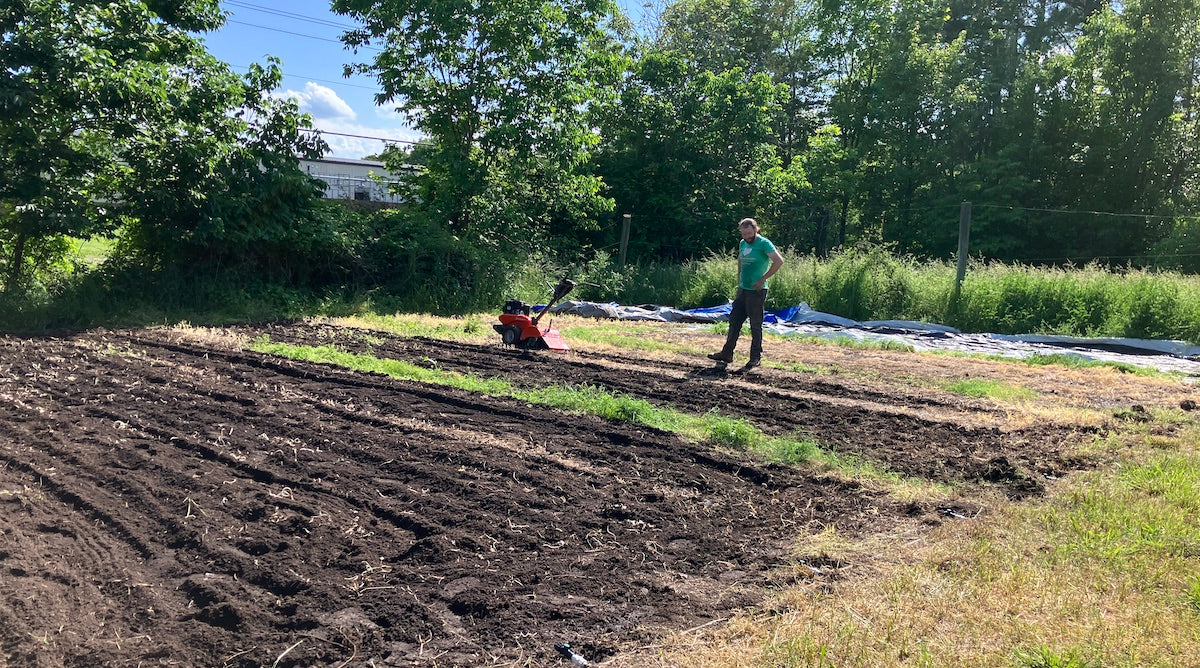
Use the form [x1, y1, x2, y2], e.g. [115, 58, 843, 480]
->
[300, 156, 386, 168]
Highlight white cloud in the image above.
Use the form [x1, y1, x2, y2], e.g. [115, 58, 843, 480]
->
[309, 118, 426, 160]
[270, 82, 426, 159]
[277, 82, 357, 121]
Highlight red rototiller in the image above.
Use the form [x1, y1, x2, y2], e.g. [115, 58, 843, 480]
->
[493, 277, 579, 351]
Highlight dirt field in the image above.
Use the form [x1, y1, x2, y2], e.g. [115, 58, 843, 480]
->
[0, 321, 1194, 666]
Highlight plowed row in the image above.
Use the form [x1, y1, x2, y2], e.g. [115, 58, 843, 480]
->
[0, 325, 1090, 666]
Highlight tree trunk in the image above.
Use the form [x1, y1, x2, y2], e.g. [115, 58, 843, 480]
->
[839, 195, 850, 247]
[5, 230, 26, 292]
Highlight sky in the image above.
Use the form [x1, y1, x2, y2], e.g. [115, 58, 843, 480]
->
[199, 0, 653, 159]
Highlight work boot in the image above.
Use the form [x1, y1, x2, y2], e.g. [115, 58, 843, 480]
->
[707, 351, 733, 363]
[731, 358, 760, 374]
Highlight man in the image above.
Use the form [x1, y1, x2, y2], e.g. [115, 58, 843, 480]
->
[708, 218, 785, 371]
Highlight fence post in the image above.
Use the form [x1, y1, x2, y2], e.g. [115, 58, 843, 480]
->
[618, 213, 631, 267]
[954, 201, 972, 297]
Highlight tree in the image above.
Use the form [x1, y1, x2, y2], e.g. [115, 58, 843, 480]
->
[592, 49, 791, 258]
[0, 0, 325, 292]
[1061, 0, 1200, 261]
[333, 0, 625, 248]
[658, 0, 825, 162]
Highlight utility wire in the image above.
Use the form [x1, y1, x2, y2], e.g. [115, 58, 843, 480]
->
[224, 19, 383, 52]
[229, 63, 379, 91]
[299, 127, 430, 147]
[224, 0, 357, 30]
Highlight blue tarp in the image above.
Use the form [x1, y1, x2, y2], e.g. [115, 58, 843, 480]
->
[545, 299, 1200, 375]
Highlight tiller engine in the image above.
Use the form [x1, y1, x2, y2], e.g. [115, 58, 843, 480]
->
[494, 277, 577, 351]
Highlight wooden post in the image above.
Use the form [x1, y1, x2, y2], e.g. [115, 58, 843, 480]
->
[618, 213, 631, 267]
[954, 201, 972, 297]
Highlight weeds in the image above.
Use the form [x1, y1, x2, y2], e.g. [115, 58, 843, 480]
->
[943, 378, 1038, 401]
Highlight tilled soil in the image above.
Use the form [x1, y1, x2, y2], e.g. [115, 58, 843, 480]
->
[254, 322, 1094, 499]
[0, 324, 1094, 666]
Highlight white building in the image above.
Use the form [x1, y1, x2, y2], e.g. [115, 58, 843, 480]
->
[298, 156, 408, 204]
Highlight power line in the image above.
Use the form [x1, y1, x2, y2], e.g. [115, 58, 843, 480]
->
[225, 0, 357, 30]
[230, 63, 379, 91]
[300, 127, 430, 147]
[224, 19, 382, 52]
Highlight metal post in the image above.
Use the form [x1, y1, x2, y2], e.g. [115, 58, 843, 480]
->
[618, 213, 631, 267]
[954, 201, 972, 296]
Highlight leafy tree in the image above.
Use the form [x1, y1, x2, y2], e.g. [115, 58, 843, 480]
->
[116, 59, 331, 283]
[333, 0, 625, 250]
[658, 0, 824, 161]
[820, 0, 970, 255]
[0, 0, 325, 293]
[1062, 0, 1200, 260]
[592, 49, 791, 258]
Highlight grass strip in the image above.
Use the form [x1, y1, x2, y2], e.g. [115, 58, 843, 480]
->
[942, 378, 1039, 401]
[249, 338, 902, 481]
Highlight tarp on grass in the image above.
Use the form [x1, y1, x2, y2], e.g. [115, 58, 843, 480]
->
[542, 300, 1200, 376]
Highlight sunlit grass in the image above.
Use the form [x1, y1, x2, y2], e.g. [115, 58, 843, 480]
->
[67, 235, 115, 268]
[943, 378, 1038, 401]
[708, 322, 917, 353]
[615, 421, 1200, 668]
[557, 322, 697, 355]
[325, 312, 494, 343]
[248, 339, 929, 491]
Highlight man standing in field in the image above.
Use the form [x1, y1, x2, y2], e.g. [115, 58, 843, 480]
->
[708, 218, 785, 372]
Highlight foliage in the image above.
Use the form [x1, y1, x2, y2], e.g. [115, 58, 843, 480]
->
[0, 1, 326, 293]
[333, 0, 623, 250]
[347, 208, 510, 314]
[591, 43, 797, 260]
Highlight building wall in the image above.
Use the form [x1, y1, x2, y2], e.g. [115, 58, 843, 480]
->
[298, 158, 406, 204]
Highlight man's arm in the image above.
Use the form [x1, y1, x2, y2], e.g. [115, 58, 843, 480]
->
[753, 250, 785, 290]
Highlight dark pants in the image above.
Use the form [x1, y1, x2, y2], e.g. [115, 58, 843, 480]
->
[720, 288, 767, 361]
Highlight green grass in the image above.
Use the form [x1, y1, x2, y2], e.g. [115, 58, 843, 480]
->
[67, 236, 116, 268]
[247, 338, 915, 483]
[943, 378, 1038, 401]
[1012, 646, 1095, 668]
[785, 333, 917, 352]
[767, 360, 829, 374]
[1019, 353, 1166, 377]
[557, 323, 696, 355]
[331, 313, 490, 341]
[1041, 454, 1200, 573]
[930, 349, 1174, 378]
[709, 322, 917, 353]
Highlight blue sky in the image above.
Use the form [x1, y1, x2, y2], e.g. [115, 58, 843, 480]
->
[200, 0, 654, 158]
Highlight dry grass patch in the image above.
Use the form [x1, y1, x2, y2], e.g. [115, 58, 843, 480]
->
[609, 421, 1200, 668]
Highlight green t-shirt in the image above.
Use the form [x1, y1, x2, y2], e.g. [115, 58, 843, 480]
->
[738, 235, 778, 290]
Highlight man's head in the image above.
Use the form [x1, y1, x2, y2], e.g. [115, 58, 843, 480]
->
[738, 218, 759, 242]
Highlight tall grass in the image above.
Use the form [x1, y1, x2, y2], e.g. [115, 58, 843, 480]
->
[9, 238, 1199, 344]
[583, 248, 1200, 343]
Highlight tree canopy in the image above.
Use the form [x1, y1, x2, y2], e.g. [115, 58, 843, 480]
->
[332, 0, 626, 250]
[5, 0, 1200, 310]
[0, 0, 325, 292]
